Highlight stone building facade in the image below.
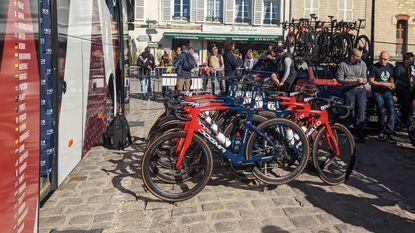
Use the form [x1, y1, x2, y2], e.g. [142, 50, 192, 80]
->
[370, 0, 415, 59]
[131, 0, 415, 63]
[131, 0, 291, 63]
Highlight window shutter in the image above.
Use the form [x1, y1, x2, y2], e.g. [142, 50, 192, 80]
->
[346, 10, 352, 21]
[190, 0, 197, 22]
[162, 0, 171, 21]
[312, 0, 318, 8]
[338, 0, 344, 9]
[195, 0, 205, 22]
[224, 0, 234, 24]
[253, 0, 262, 25]
[135, 0, 144, 20]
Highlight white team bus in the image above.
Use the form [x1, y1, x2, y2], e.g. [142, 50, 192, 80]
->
[46, 0, 134, 195]
[0, 0, 135, 232]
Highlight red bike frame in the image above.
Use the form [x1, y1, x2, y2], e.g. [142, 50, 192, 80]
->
[277, 98, 341, 156]
[174, 104, 229, 169]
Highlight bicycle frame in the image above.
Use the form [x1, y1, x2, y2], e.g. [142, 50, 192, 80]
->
[264, 94, 341, 157]
[278, 99, 341, 156]
[174, 104, 282, 169]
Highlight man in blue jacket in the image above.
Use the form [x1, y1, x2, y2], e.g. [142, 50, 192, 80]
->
[174, 45, 195, 92]
[394, 52, 415, 126]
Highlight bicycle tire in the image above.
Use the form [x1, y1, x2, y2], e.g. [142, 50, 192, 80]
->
[141, 131, 213, 202]
[312, 123, 356, 185]
[354, 35, 371, 64]
[147, 120, 184, 146]
[147, 115, 180, 140]
[316, 32, 331, 62]
[246, 118, 310, 185]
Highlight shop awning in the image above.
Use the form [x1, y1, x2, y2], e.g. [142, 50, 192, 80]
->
[163, 32, 282, 42]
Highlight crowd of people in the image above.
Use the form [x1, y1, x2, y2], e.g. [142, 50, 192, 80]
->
[336, 49, 415, 144]
[136, 43, 415, 144]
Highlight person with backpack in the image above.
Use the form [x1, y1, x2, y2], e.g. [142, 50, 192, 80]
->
[174, 45, 196, 92]
[137, 47, 155, 100]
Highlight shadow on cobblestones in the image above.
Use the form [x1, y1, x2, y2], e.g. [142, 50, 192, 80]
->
[290, 180, 415, 233]
[261, 225, 289, 233]
[102, 140, 164, 203]
[353, 139, 415, 215]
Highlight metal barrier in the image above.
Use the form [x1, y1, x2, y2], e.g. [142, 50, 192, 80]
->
[130, 66, 246, 99]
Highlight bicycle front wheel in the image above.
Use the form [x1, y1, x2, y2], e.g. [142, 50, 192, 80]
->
[246, 118, 310, 185]
[141, 131, 213, 202]
[312, 123, 356, 185]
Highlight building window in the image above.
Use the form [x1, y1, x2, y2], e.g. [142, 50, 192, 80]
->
[396, 19, 408, 57]
[263, 0, 281, 25]
[135, 0, 145, 20]
[173, 0, 190, 21]
[235, 0, 251, 23]
[304, 0, 319, 18]
[206, 0, 223, 22]
[338, 0, 352, 21]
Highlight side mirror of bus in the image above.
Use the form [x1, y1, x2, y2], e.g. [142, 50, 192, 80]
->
[62, 80, 67, 94]
[128, 23, 134, 31]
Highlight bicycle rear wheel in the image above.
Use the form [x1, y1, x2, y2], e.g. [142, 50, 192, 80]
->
[332, 34, 353, 63]
[312, 123, 356, 185]
[246, 118, 310, 185]
[141, 131, 213, 202]
[355, 35, 371, 64]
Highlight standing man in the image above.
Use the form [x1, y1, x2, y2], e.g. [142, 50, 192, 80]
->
[336, 48, 368, 143]
[223, 42, 243, 94]
[208, 46, 224, 94]
[394, 52, 415, 126]
[174, 45, 195, 92]
[368, 51, 396, 143]
[137, 47, 155, 100]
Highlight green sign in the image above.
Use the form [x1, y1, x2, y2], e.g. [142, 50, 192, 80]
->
[164, 32, 281, 42]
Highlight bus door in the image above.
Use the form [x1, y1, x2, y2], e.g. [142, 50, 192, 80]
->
[56, 0, 94, 185]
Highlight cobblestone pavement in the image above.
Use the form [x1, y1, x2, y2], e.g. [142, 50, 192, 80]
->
[40, 82, 415, 233]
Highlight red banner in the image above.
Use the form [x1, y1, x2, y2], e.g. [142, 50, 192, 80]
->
[0, 0, 40, 232]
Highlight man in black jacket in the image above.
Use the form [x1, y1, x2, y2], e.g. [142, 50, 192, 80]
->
[223, 42, 243, 94]
[137, 47, 155, 100]
[394, 52, 415, 126]
[269, 46, 297, 92]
